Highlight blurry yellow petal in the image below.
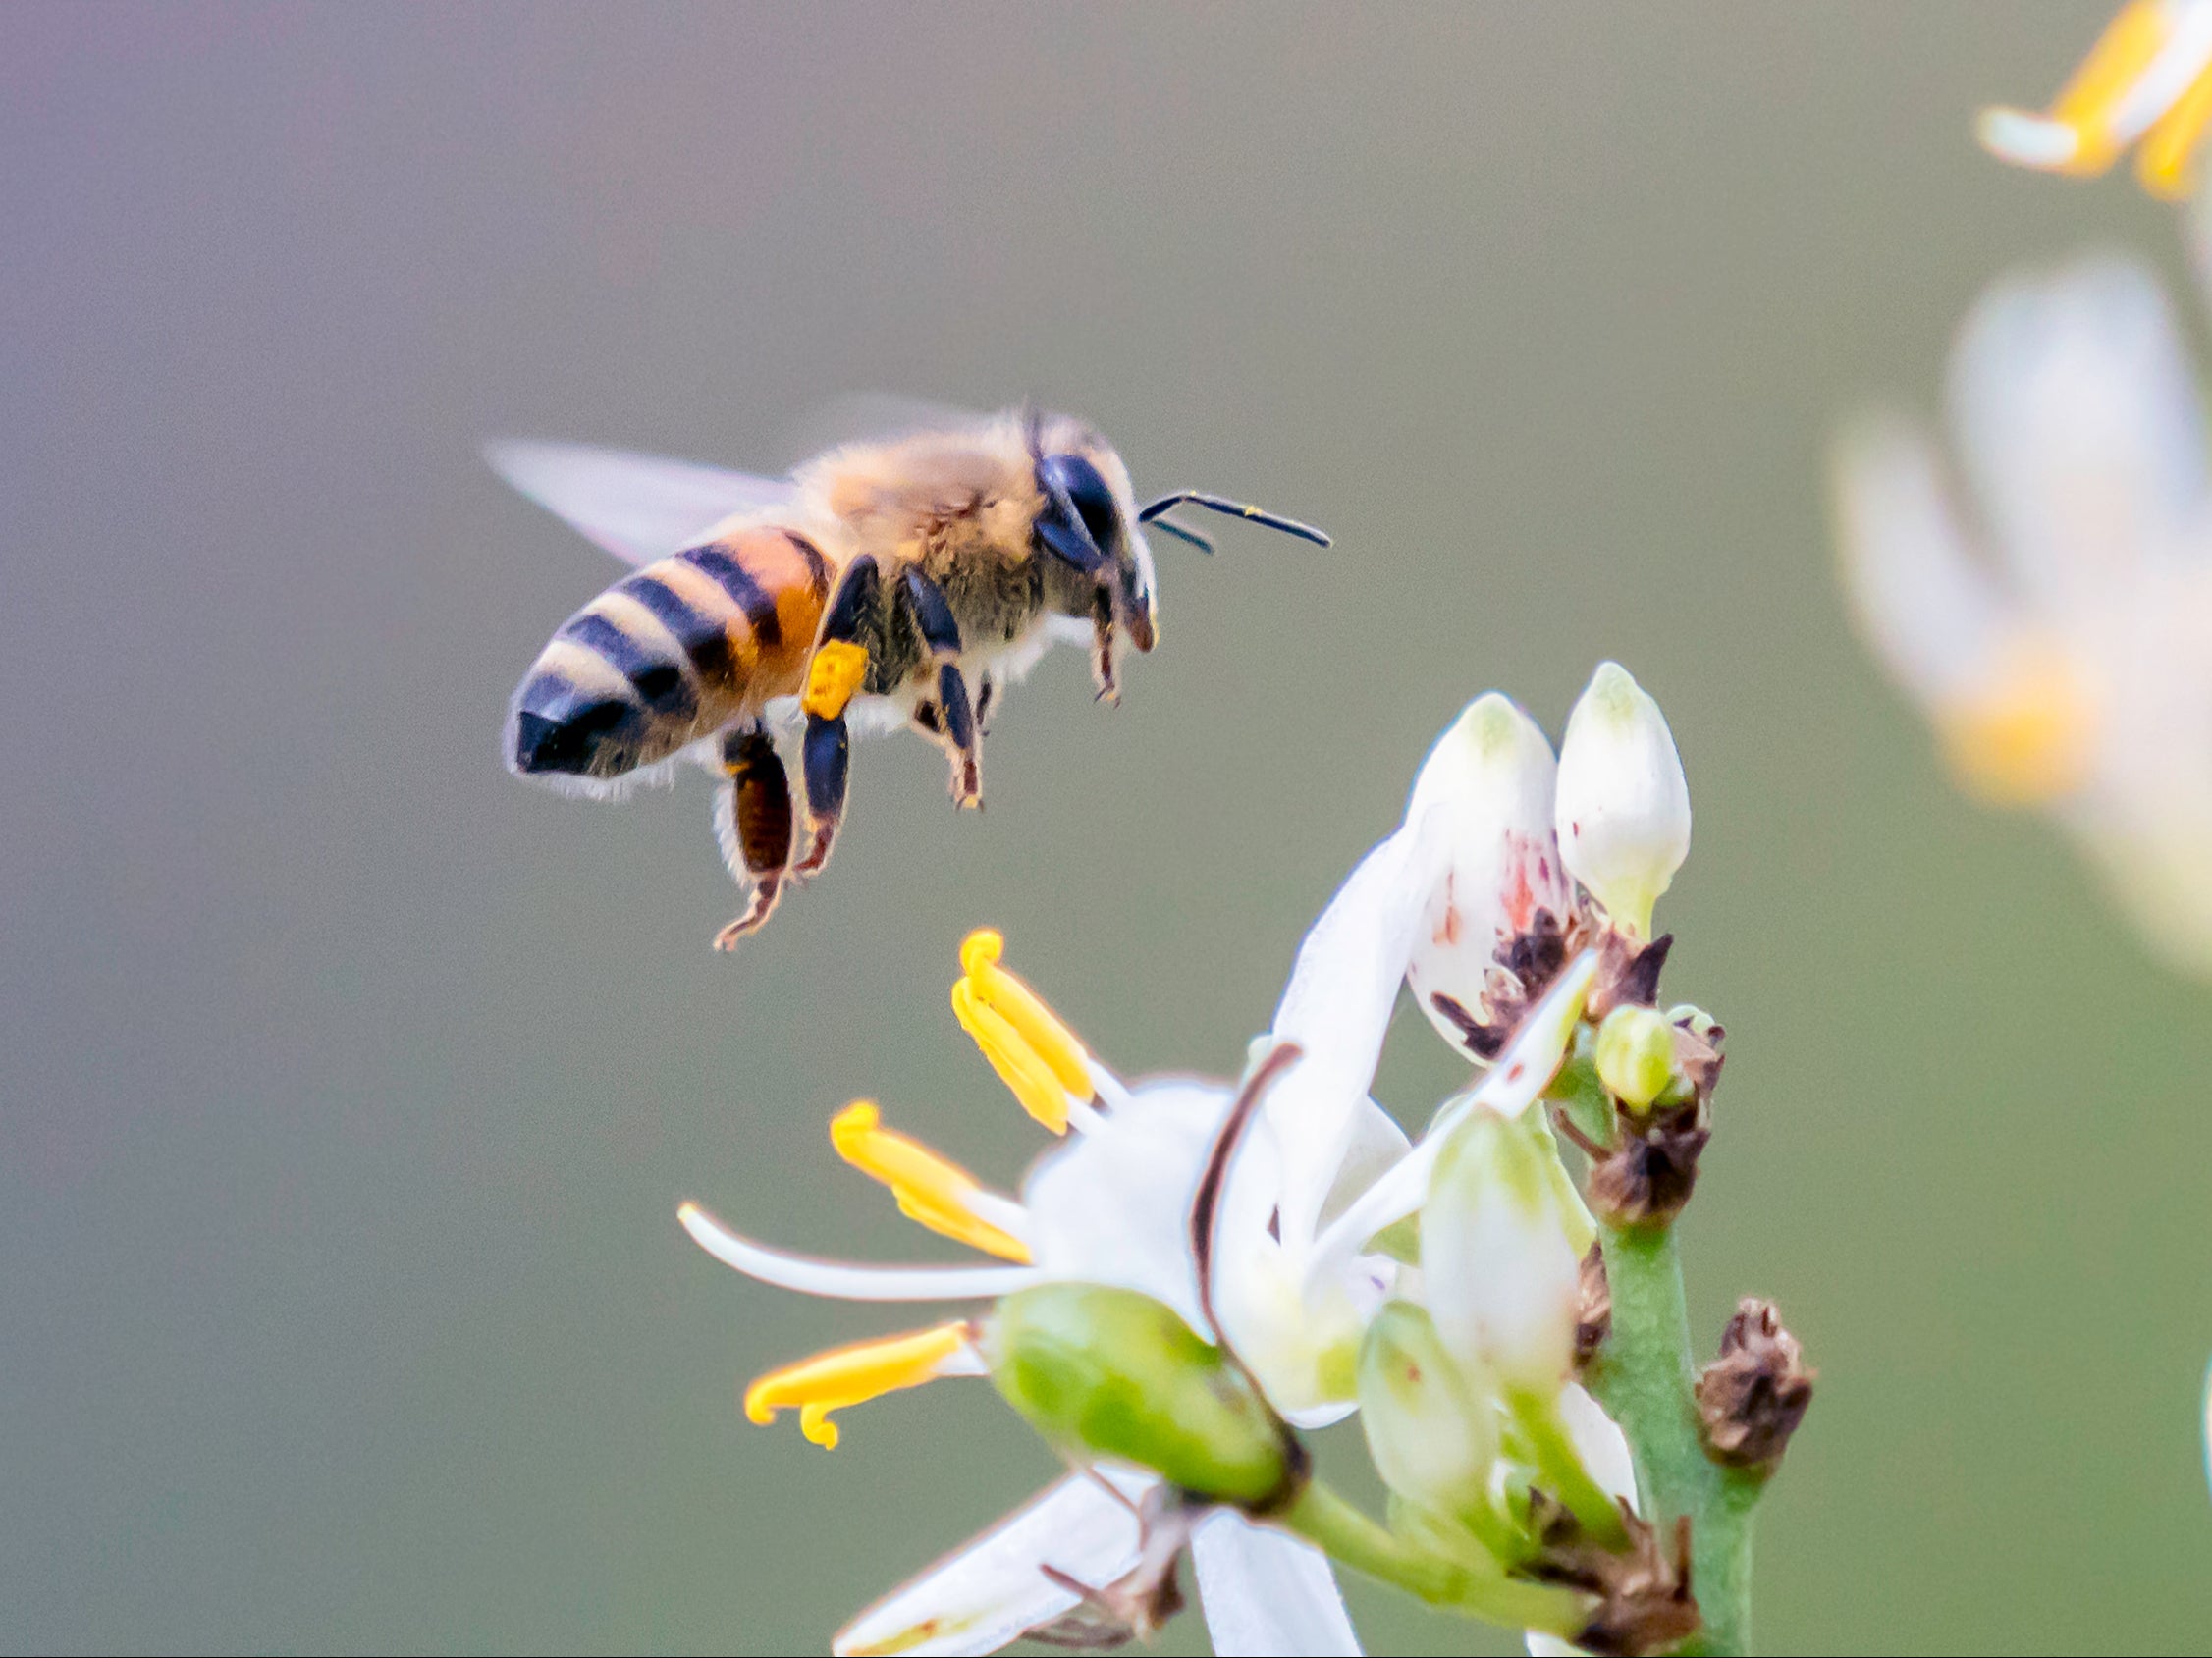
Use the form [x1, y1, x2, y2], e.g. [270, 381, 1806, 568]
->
[2051, 0, 2175, 171]
[829, 1101, 1032, 1262]
[1934, 641, 2097, 805]
[743, 1321, 974, 1449]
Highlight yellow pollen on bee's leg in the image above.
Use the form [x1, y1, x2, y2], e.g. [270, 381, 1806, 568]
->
[828, 1101, 1032, 1262]
[2136, 53, 2212, 194]
[1934, 642, 2097, 806]
[801, 639, 871, 721]
[742, 1321, 974, 1449]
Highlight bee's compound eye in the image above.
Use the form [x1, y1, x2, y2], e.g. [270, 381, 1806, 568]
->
[511, 680, 638, 777]
[1038, 454, 1120, 552]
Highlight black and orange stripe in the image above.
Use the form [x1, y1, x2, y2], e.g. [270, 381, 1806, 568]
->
[509, 528, 836, 782]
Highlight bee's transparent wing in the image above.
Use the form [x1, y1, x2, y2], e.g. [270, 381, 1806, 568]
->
[485, 439, 798, 567]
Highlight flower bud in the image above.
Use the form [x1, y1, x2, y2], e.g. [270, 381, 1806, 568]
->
[1356, 1301, 1500, 1527]
[1554, 663, 1691, 938]
[1423, 1107, 1584, 1393]
[985, 1284, 1296, 1508]
[1593, 1004, 1676, 1112]
[1405, 694, 1574, 1056]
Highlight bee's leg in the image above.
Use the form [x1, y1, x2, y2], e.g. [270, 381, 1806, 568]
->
[899, 567, 981, 807]
[712, 727, 793, 950]
[974, 674, 995, 734]
[910, 699, 942, 736]
[794, 556, 879, 879]
[1090, 588, 1118, 705]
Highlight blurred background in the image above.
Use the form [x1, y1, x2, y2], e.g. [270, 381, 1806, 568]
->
[5, 3, 2207, 1652]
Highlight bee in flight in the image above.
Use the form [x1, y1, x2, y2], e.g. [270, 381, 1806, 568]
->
[494, 404, 1328, 949]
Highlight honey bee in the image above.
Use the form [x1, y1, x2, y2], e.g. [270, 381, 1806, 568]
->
[494, 404, 1327, 948]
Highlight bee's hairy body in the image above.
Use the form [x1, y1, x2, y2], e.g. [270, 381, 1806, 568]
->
[501, 405, 1322, 948]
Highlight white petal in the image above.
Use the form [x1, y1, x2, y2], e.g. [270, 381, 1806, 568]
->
[1831, 415, 2011, 702]
[1267, 814, 1447, 1259]
[1950, 257, 2211, 607]
[1403, 696, 1574, 1060]
[834, 1469, 1155, 1657]
[1558, 1381, 1639, 1509]
[677, 1203, 1040, 1302]
[1302, 951, 1597, 1292]
[1192, 1511, 1362, 1656]
[1022, 1080, 1231, 1330]
[1525, 1633, 1587, 1658]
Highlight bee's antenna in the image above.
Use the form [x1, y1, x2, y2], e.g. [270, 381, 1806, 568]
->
[1137, 491, 1331, 549]
[1144, 515, 1217, 555]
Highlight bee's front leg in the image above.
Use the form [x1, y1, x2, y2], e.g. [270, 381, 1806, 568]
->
[794, 556, 879, 879]
[1090, 588, 1118, 705]
[713, 726, 792, 950]
[899, 567, 982, 809]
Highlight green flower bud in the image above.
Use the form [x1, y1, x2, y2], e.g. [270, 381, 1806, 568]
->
[1357, 1301, 1500, 1529]
[1594, 1004, 1677, 1112]
[985, 1284, 1296, 1507]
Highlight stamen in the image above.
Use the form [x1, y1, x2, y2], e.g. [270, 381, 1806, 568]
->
[678, 1203, 1040, 1301]
[2137, 48, 2212, 194]
[830, 1102, 1034, 1262]
[958, 930, 1094, 1096]
[743, 1321, 976, 1449]
[1935, 641, 2096, 806]
[1979, 0, 2212, 182]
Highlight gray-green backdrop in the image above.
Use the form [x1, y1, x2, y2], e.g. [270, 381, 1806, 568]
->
[5, 3, 2205, 1652]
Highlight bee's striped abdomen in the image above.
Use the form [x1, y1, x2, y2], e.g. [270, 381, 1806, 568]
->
[509, 528, 836, 784]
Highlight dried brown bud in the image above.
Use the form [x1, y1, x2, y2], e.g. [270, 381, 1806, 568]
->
[1585, 1099, 1709, 1226]
[1696, 1298, 1815, 1472]
[1587, 929, 1674, 1019]
[1526, 1495, 1701, 1658]
[1029, 1481, 1195, 1649]
[1574, 1243, 1612, 1369]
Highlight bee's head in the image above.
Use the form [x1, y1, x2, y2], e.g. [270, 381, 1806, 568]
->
[1034, 446, 1158, 653]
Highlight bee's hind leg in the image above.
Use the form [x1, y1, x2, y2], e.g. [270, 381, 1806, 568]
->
[712, 727, 793, 951]
[898, 567, 982, 808]
[793, 557, 879, 880]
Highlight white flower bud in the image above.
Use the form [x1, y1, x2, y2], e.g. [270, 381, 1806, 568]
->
[1422, 1106, 1584, 1394]
[1404, 694, 1574, 1055]
[1554, 663, 1691, 938]
[1356, 1301, 1500, 1527]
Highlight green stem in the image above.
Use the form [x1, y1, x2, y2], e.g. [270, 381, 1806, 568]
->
[1276, 1479, 1585, 1635]
[1586, 1219, 1761, 1655]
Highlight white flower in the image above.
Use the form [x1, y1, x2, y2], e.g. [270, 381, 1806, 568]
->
[1834, 247, 2212, 972]
[1554, 663, 1692, 940]
[1976, 0, 2212, 200]
[679, 928, 1370, 1654]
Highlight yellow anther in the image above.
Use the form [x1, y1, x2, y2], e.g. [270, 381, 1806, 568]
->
[951, 982, 1071, 1133]
[2137, 54, 2212, 195]
[1936, 641, 2097, 806]
[743, 1321, 972, 1449]
[956, 929, 1093, 1097]
[2048, 0, 2174, 173]
[828, 1101, 1032, 1262]
[801, 639, 870, 721]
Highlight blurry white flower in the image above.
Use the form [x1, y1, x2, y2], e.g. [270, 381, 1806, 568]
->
[1834, 248, 2212, 972]
[1554, 664, 1693, 940]
[1977, 0, 2212, 199]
